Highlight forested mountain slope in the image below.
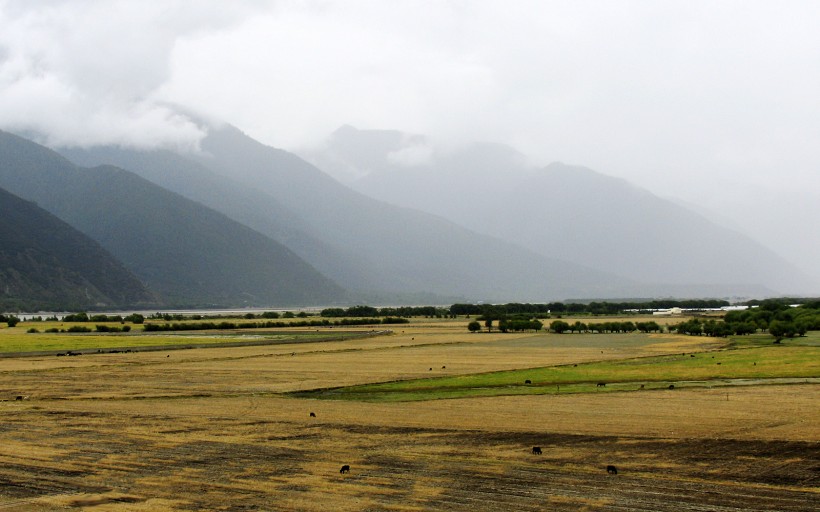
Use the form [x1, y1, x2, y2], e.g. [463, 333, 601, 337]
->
[0, 186, 155, 311]
[0, 131, 346, 307]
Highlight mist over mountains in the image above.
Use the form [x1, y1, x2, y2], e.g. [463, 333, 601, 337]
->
[304, 125, 818, 297]
[57, 124, 636, 304]
[1, 2, 819, 311]
[0, 130, 345, 308]
[1, 116, 816, 312]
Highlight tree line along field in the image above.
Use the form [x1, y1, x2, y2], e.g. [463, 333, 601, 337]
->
[0, 315, 817, 511]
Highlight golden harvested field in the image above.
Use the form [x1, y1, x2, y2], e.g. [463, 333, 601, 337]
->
[0, 318, 817, 511]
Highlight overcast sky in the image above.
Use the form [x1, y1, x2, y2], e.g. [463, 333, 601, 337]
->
[1, 0, 818, 280]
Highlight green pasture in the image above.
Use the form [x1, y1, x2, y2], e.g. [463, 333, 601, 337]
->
[296, 343, 820, 402]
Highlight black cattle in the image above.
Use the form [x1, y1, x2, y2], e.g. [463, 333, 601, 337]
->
[532, 446, 542, 455]
[668, 384, 675, 390]
[596, 382, 606, 387]
[525, 379, 532, 384]
[309, 412, 316, 418]
[607, 465, 618, 475]
[340, 465, 350, 474]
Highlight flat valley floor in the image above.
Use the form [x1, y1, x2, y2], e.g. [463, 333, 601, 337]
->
[0, 320, 817, 511]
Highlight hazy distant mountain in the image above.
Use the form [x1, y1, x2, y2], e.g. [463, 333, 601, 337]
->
[0, 131, 345, 307]
[56, 123, 641, 302]
[485, 163, 813, 293]
[0, 185, 155, 311]
[58, 145, 378, 300]
[186, 123, 639, 302]
[308, 126, 816, 296]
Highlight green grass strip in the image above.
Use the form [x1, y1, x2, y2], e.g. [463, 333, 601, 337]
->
[294, 345, 820, 402]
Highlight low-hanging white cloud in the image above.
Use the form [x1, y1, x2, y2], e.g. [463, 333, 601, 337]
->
[0, 0, 267, 150]
[386, 143, 434, 168]
[1, 0, 818, 280]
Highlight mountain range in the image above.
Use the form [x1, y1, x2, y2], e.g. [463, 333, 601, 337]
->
[58, 124, 634, 303]
[0, 130, 345, 308]
[304, 125, 818, 296]
[1, 118, 815, 312]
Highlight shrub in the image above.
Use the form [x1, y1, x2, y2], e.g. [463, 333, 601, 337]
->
[124, 313, 144, 324]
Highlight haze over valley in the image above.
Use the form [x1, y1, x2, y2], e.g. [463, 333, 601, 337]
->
[1, 1, 819, 309]
[1, 5, 820, 512]
[1, 118, 816, 311]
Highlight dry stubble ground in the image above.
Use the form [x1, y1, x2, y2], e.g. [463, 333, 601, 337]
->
[0, 318, 817, 511]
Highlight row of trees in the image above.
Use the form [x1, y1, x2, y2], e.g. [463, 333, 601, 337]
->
[451, 299, 731, 317]
[62, 312, 146, 324]
[468, 318, 664, 334]
[321, 305, 451, 318]
[143, 317, 409, 332]
[468, 303, 819, 341]
[548, 320, 663, 334]
[28, 324, 133, 334]
[468, 318, 544, 332]
[671, 301, 820, 340]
